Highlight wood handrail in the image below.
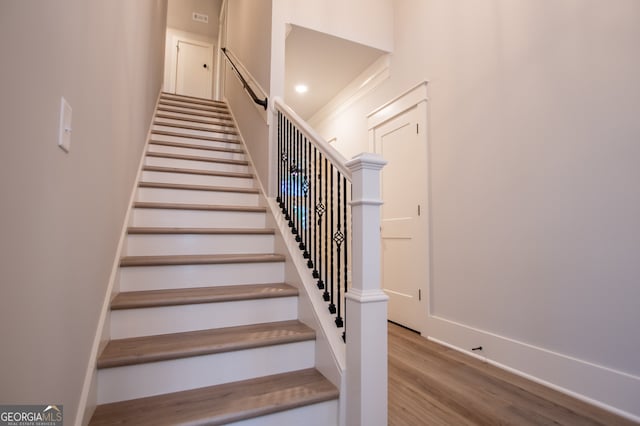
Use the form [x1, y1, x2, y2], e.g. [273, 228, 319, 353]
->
[221, 48, 268, 110]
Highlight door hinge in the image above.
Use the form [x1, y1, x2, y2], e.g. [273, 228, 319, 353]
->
[418, 204, 421, 216]
[416, 123, 419, 134]
[419, 289, 422, 301]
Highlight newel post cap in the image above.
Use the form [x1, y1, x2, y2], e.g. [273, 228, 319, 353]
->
[345, 152, 387, 172]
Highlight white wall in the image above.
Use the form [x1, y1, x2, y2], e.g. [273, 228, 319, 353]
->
[271, 0, 394, 103]
[164, 0, 221, 97]
[312, 0, 640, 418]
[224, 0, 273, 189]
[167, 0, 221, 39]
[278, 0, 393, 53]
[0, 0, 167, 422]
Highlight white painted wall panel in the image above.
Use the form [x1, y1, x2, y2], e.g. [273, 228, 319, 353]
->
[311, 0, 640, 418]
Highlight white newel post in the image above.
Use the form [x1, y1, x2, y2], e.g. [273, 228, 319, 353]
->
[345, 153, 388, 426]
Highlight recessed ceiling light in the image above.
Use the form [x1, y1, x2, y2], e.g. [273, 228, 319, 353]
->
[295, 84, 308, 94]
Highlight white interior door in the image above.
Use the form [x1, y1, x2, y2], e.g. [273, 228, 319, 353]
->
[375, 106, 427, 332]
[176, 40, 213, 99]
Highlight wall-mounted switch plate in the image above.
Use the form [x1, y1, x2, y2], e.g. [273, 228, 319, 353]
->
[58, 97, 72, 153]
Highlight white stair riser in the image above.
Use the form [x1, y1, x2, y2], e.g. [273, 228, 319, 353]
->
[141, 170, 254, 188]
[160, 98, 226, 109]
[148, 144, 246, 161]
[145, 156, 250, 174]
[153, 124, 236, 139]
[97, 341, 315, 404]
[119, 262, 285, 291]
[227, 400, 338, 426]
[151, 133, 240, 150]
[136, 187, 259, 206]
[110, 297, 298, 338]
[155, 117, 235, 132]
[125, 233, 274, 256]
[161, 95, 219, 103]
[156, 109, 233, 124]
[158, 103, 229, 116]
[130, 208, 266, 228]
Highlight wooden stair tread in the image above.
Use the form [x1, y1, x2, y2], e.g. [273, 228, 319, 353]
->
[143, 164, 253, 179]
[151, 129, 240, 144]
[97, 320, 314, 368]
[120, 253, 285, 267]
[157, 106, 233, 121]
[153, 121, 238, 135]
[146, 151, 248, 165]
[161, 92, 228, 107]
[111, 283, 297, 310]
[132, 201, 266, 213]
[89, 368, 338, 425]
[156, 113, 236, 127]
[138, 181, 258, 194]
[149, 139, 244, 154]
[127, 226, 274, 235]
[159, 100, 228, 114]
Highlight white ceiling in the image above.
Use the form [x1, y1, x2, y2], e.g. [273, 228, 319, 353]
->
[285, 25, 387, 120]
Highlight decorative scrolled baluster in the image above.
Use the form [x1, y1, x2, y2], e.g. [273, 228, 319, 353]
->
[322, 156, 330, 301]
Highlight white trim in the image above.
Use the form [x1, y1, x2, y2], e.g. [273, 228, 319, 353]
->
[74, 91, 162, 426]
[345, 288, 389, 304]
[175, 39, 214, 98]
[166, 31, 215, 97]
[367, 81, 428, 130]
[309, 55, 391, 128]
[349, 199, 384, 207]
[426, 315, 640, 421]
[367, 83, 430, 335]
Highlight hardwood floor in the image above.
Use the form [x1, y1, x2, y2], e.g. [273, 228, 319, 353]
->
[388, 322, 637, 426]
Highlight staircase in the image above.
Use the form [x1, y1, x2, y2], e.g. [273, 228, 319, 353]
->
[89, 93, 339, 425]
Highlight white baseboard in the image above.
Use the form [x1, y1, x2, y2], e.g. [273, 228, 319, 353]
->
[73, 90, 162, 426]
[426, 315, 640, 422]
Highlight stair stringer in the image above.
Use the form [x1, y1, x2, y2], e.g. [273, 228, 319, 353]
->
[75, 91, 162, 426]
[224, 103, 346, 425]
[265, 202, 347, 425]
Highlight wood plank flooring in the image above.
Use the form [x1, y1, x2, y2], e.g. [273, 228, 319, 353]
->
[388, 322, 638, 426]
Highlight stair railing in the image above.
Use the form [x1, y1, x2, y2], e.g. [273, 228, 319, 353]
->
[221, 47, 268, 110]
[272, 97, 388, 426]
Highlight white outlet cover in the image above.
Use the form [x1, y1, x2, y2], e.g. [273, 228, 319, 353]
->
[58, 97, 72, 153]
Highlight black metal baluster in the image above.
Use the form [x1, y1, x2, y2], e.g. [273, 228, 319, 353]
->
[303, 137, 311, 261]
[315, 150, 324, 289]
[294, 129, 302, 243]
[334, 169, 344, 327]
[277, 112, 282, 208]
[311, 146, 318, 275]
[287, 123, 294, 227]
[323, 156, 330, 301]
[328, 163, 336, 313]
[342, 177, 349, 341]
[284, 118, 291, 221]
[308, 140, 314, 266]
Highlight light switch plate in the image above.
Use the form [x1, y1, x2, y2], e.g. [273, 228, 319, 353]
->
[58, 97, 72, 153]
